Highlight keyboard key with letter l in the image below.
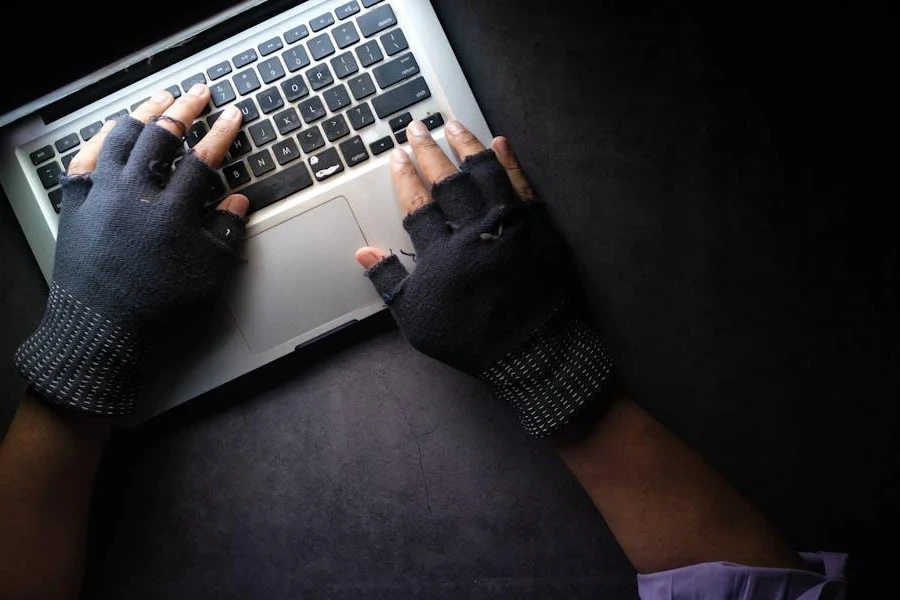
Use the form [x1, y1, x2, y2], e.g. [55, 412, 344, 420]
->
[373, 53, 419, 89]
[37, 162, 63, 190]
[357, 4, 396, 37]
[30, 145, 54, 165]
[242, 163, 313, 213]
[299, 97, 327, 124]
[371, 76, 431, 118]
[339, 136, 369, 167]
[309, 147, 344, 181]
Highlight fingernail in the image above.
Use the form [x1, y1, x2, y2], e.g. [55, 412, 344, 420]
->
[408, 120, 428, 137]
[391, 148, 410, 163]
[189, 83, 208, 96]
[220, 105, 242, 122]
[151, 89, 172, 103]
[445, 120, 464, 134]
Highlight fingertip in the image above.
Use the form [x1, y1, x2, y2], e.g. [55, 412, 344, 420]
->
[491, 136, 511, 156]
[218, 194, 250, 218]
[355, 247, 388, 269]
[391, 147, 410, 165]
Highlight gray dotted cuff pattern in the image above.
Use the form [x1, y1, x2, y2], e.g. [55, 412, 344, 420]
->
[14, 283, 139, 417]
[480, 311, 614, 438]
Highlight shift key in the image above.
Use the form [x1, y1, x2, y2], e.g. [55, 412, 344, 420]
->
[371, 76, 431, 119]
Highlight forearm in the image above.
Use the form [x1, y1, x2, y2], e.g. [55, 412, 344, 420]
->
[554, 396, 808, 574]
[0, 391, 111, 600]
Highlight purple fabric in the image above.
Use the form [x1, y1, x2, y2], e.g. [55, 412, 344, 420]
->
[637, 551, 848, 599]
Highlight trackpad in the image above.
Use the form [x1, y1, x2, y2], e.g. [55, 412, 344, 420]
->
[226, 197, 379, 353]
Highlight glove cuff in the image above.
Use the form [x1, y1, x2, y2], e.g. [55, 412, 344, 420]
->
[480, 305, 614, 438]
[14, 283, 139, 417]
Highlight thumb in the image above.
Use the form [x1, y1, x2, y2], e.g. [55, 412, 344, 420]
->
[355, 246, 388, 269]
[355, 248, 410, 305]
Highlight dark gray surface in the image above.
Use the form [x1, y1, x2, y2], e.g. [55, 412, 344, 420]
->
[1, 1, 897, 598]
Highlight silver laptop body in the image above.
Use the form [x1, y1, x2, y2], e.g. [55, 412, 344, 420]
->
[0, 0, 491, 424]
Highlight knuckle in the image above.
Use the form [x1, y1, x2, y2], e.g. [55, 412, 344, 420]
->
[457, 130, 480, 147]
[408, 193, 430, 210]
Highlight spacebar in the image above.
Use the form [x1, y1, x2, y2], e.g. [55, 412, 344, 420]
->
[241, 164, 314, 213]
[371, 76, 431, 119]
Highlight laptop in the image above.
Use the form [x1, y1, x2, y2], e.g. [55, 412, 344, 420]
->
[0, 0, 492, 424]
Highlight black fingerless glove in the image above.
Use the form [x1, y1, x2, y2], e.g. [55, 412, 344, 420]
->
[14, 117, 244, 417]
[365, 150, 614, 438]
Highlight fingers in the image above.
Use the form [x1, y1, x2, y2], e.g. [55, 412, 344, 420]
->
[153, 83, 211, 138]
[192, 105, 242, 167]
[391, 148, 432, 214]
[444, 120, 486, 162]
[217, 194, 249, 219]
[130, 89, 177, 123]
[66, 120, 116, 175]
[355, 246, 388, 269]
[406, 120, 457, 184]
[490, 136, 535, 202]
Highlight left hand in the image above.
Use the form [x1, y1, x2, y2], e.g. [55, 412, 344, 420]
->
[14, 84, 248, 417]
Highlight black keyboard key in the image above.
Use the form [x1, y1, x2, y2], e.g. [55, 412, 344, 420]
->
[371, 76, 431, 118]
[258, 37, 283, 56]
[355, 40, 383, 67]
[358, 4, 396, 37]
[310, 12, 335, 32]
[369, 136, 394, 155]
[322, 115, 350, 142]
[298, 97, 327, 124]
[347, 103, 375, 130]
[336, 1, 360, 19]
[186, 121, 208, 148]
[104, 109, 129, 122]
[79, 121, 103, 141]
[54, 133, 79, 153]
[308, 33, 335, 61]
[361, 0, 384, 7]
[323, 85, 351, 112]
[233, 49, 258, 68]
[242, 163, 313, 213]
[306, 64, 334, 91]
[223, 160, 251, 188]
[309, 147, 344, 181]
[273, 107, 303, 135]
[389, 111, 412, 132]
[30, 145, 54, 165]
[348, 73, 376, 100]
[258, 57, 286, 84]
[256, 87, 284, 114]
[207, 110, 224, 127]
[298, 126, 325, 153]
[248, 119, 277, 146]
[272, 138, 301, 165]
[332, 22, 360, 49]
[210, 81, 236, 107]
[282, 46, 311, 72]
[208, 173, 226, 203]
[48, 188, 64, 213]
[130, 98, 150, 111]
[380, 28, 408, 56]
[207, 61, 232, 80]
[166, 85, 182, 99]
[248, 149, 276, 177]
[373, 53, 419, 89]
[339, 135, 369, 167]
[37, 162, 63, 190]
[235, 98, 260, 123]
[284, 25, 309, 44]
[423, 112, 444, 130]
[182, 73, 207, 92]
[394, 129, 407, 144]
[229, 131, 252, 158]
[233, 69, 262, 95]
[281, 75, 309, 101]
[61, 151, 77, 171]
[331, 52, 359, 79]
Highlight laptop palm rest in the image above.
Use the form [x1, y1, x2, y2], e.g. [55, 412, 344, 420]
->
[226, 197, 380, 353]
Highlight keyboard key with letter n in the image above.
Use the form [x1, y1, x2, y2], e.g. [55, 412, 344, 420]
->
[371, 76, 431, 118]
[242, 163, 314, 213]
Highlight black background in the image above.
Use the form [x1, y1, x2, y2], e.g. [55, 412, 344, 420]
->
[1, 1, 896, 597]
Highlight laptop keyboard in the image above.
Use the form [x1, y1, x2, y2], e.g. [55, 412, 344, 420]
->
[28, 0, 443, 215]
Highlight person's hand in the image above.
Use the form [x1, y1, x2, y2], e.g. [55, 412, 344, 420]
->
[14, 84, 248, 417]
[355, 119, 614, 438]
